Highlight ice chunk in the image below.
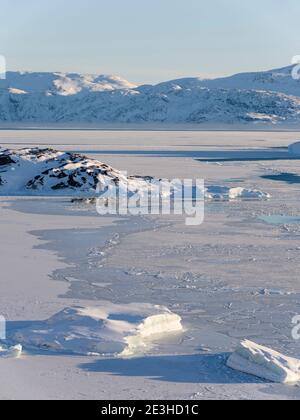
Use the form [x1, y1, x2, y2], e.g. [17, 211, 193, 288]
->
[12, 304, 183, 357]
[0, 344, 22, 359]
[288, 141, 300, 156]
[227, 340, 300, 383]
[205, 186, 270, 201]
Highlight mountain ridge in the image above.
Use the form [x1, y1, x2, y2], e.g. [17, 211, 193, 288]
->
[1, 65, 300, 126]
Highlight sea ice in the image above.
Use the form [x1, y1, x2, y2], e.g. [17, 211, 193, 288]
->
[12, 304, 183, 357]
[227, 340, 300, 383]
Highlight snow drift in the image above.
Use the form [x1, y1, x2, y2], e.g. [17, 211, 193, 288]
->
[227, 340, 300, 384]
[12, 305, 183, 357]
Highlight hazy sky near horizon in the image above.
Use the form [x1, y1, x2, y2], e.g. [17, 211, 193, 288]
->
[0, 0, 299, 84]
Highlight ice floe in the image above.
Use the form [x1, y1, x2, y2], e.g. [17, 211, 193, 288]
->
[205, 186, 271, 201]
[73, 185, 270, 205]
[227, 340, 300, 383]
[12, 304, 183, 357]
[0, 344, 22, 359]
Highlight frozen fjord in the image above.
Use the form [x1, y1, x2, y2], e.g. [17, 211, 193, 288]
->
[1, 130, 300, 399]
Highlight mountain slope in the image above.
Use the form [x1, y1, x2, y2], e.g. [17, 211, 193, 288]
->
[0, 66, 300, 126]
[155, 66, 300, 97]
[0, 85, 299, 125]
[0, 72, 136, 96]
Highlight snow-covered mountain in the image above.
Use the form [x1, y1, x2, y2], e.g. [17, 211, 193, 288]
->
[0, 66, 300, 126]
[0, 72, 136, 96]
[156, 65, 300, 98]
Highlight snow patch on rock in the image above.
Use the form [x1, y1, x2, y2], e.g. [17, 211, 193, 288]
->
[227, 340, 300, 384]
[12, 305, 183, 357]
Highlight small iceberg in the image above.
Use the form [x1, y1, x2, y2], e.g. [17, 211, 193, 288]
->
[227, 340, 300, 384]
[205, 186, 271, 201]
[12, 304, 183, 357]
[0, 344, 22, 359]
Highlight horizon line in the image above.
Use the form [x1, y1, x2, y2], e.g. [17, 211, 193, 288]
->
[0, 63, 294, 86]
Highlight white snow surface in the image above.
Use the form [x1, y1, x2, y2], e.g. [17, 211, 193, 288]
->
[227, 340, 300, 384]
[1, 66, 300, 125]
[12, 305, 183, 357]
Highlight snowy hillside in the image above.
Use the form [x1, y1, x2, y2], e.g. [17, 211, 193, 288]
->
[0, 71, 136, 96]
[158, 66, 300, 98]
[0, 66, 300, 125]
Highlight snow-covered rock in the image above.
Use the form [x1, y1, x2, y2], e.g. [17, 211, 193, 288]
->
[227, 340, 300, 383]
[288, 141, 300, 155]
[0, 147, 270, 201]
[12, 305, 183, 357]
[205, 186, 271, 201]
[0, 147, 158, 196]
[0, 344, 22, 359]
[0, 66, 300, 125]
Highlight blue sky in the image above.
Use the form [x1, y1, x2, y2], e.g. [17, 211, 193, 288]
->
[0, 0, 299, 84]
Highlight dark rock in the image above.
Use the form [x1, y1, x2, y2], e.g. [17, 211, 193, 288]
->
[0, 155, 15, 166]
